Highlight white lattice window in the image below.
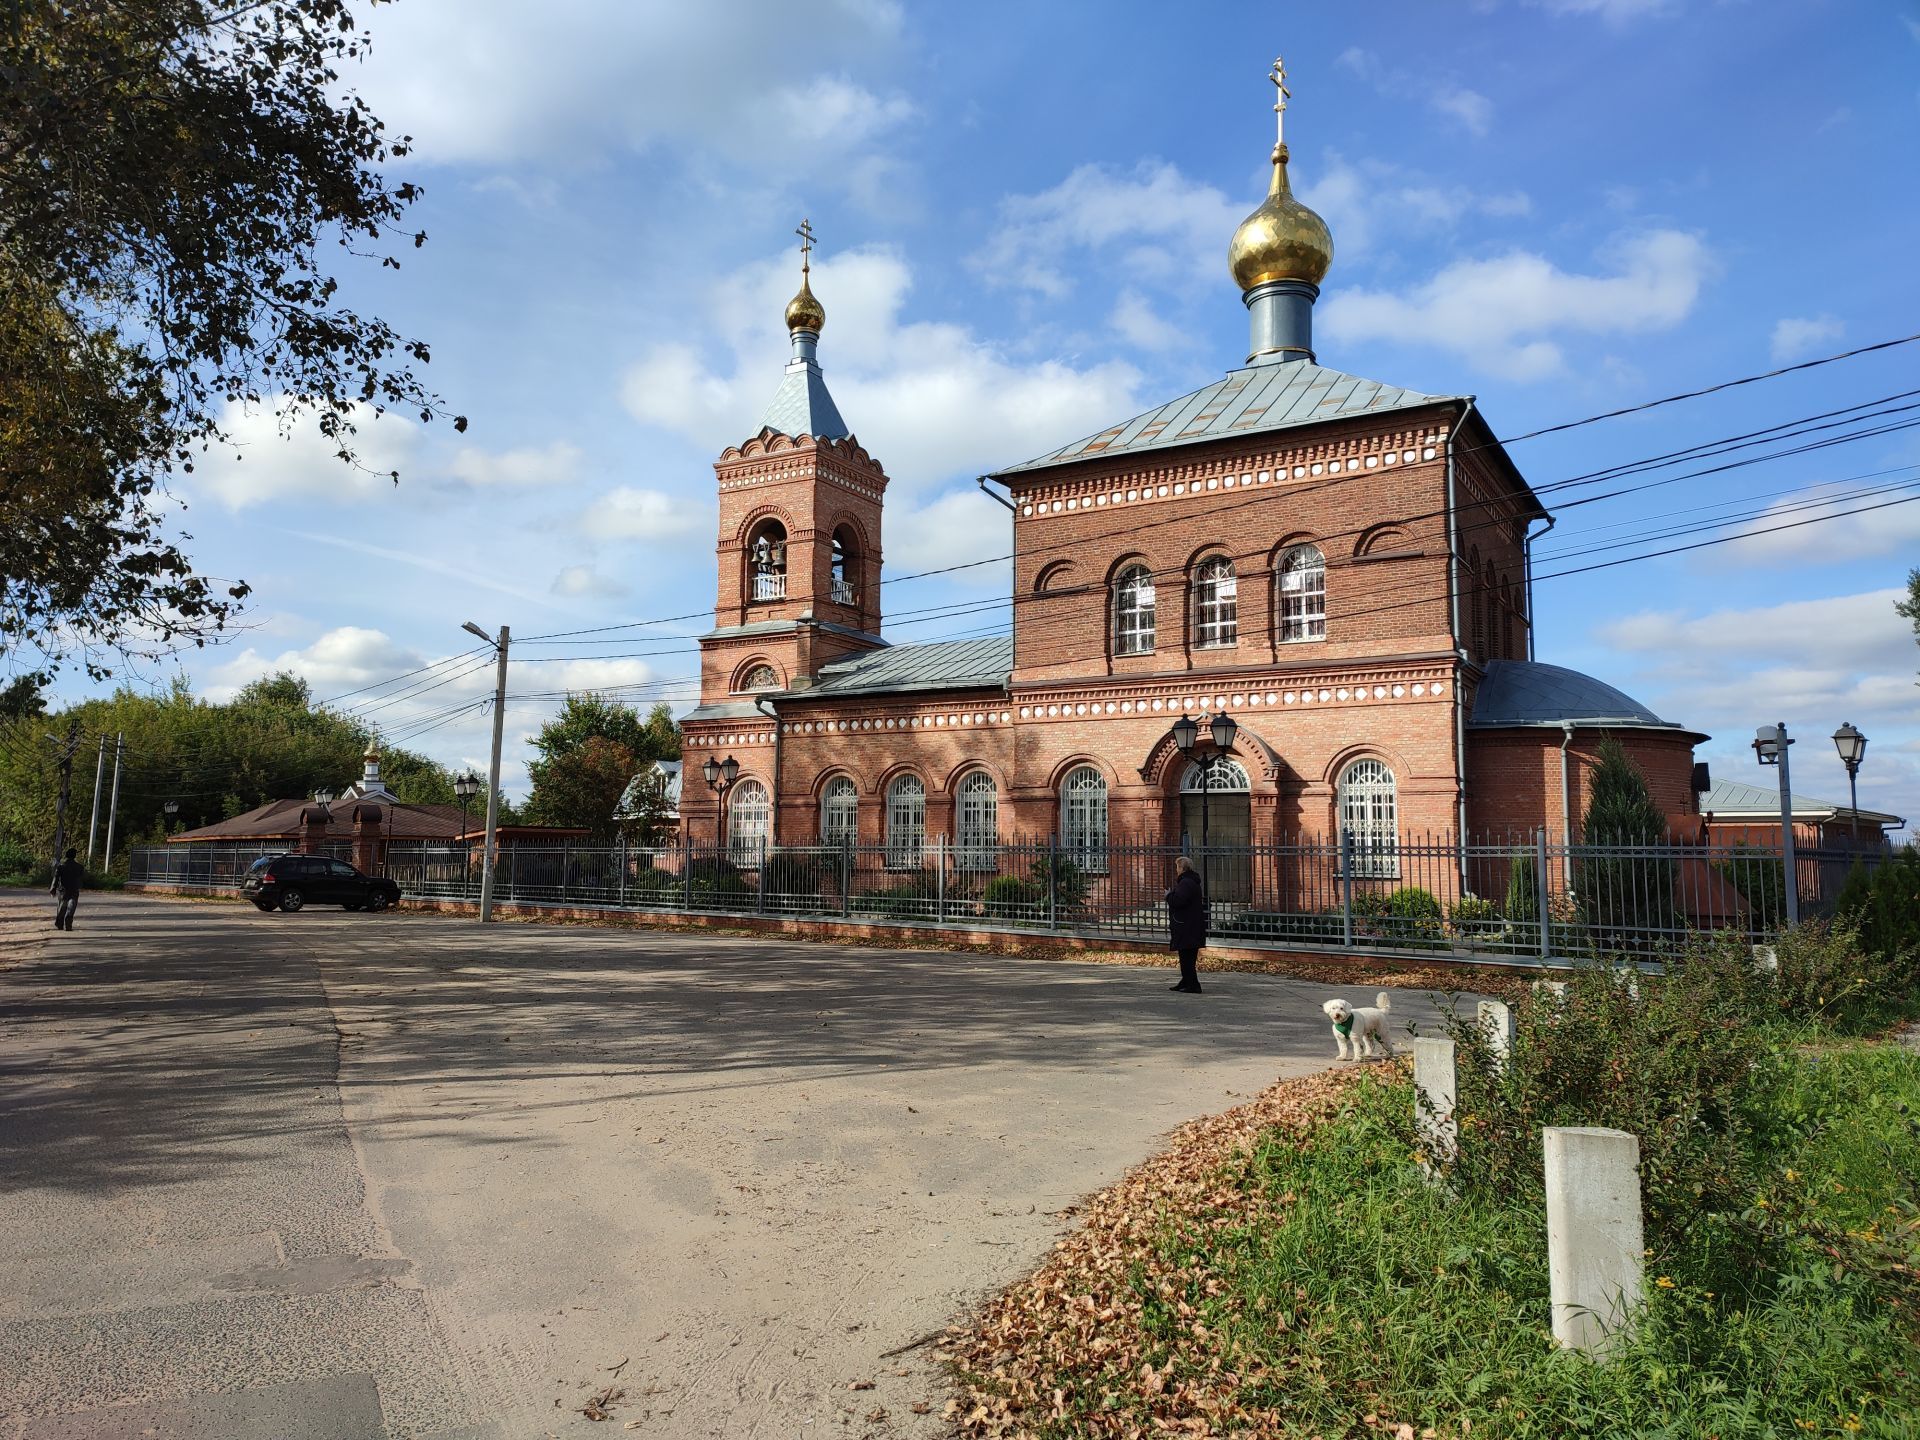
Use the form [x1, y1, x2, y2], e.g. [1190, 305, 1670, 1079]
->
[955, 770, 998, 871]
[737, 664, 779, 692]
[1278, 544, 1326, 642]
[821, 776, 858, 845]
[1193, 556, 1238, 648]
[1338, 759, 1399, 879]
[886, 774, 926, 869]
[1060, 765, 1109, 873]
[729, 779, 770, 862]
[1179, 756, 1251, 793]
[1113, 564, 1156, 656]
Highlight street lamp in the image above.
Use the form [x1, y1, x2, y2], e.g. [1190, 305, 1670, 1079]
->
[163, 799, 178, 834]
[1171, 713, 1237, 897]
[703, 755, 740, 856]
[1832, 722, 1867, 829]
[453, 770, 482, 897]
[1753, 721, 1800, 926]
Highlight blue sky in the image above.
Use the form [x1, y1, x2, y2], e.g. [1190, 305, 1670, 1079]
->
[62, 0, 1920, 821]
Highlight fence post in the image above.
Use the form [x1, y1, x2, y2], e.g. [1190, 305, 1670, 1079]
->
[561, 842, 570, 905]
[1340, 831, 1354, 947]
[935, 835, 946, 922]
[1413, 1037, 1457, 1168]
[1545, 1126, 1645, 1356]
[756, 838, 768, 913]
[1535, 827, 1552, 962]
[840, 834, 852, 918]
[1047, 834, 1059, 931]
[683, 833, 693, 910]
[1477, 999, 1515, 1071]
[617, 834, 627, 908]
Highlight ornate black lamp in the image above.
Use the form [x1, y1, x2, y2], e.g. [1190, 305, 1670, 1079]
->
[1831, 722, 1867, 827]
[703, 755, 741, 852]
[1170, 713, 1237, 895]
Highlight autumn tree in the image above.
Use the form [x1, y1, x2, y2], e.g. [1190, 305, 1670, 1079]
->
[0, 1, 461, 679]
[523, 697, 679, 837]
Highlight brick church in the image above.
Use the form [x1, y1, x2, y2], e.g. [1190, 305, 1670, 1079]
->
[678, 67, 1705, 878]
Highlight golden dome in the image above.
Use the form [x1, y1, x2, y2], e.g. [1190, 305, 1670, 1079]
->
[1228, 144, 1333, 290]
[785, 269, 826, 334]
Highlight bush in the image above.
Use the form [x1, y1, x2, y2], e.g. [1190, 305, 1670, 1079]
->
[1714, 841, 1787, 929]
[981, 874, 1045, 913]
[1504, 849, 1538, 923]
[1446, 893, 1500, 937]
[1577, 738, 1676, 939]
[853, 868, 937, 918]
[1351, 885, 1443, 946]
[685, 856, 750, 907]
[1676, 920, 1910, 1033]
[1838, 850, 1920, 988]
[759, 851, 823, 900]
[1031, 853, 1089, 917]
[0, 836, 33, 876]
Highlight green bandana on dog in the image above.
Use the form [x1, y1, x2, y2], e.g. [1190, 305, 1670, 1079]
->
[1333, 1016, 1353, 1037]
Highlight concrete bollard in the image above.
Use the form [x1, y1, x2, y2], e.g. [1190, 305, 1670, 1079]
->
[1413, 1037, 1458, 1166]
[1752, 944, 1778, 974]
[1544, 1127, 1645, 1356]
[1532, 978, 1568, 1003]
[1477, 999, 1515, 1070]
[1609, 967, 1640, 1000]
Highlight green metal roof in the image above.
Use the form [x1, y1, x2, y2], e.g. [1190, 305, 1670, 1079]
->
[808, 635, 1013, 698]
[995, 361, 1459, 478]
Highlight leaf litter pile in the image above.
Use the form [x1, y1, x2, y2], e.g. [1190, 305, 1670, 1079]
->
[940, 1064, 1410, 1439]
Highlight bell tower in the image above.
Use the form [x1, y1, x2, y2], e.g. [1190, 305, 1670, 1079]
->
[700, 221, 889, 703]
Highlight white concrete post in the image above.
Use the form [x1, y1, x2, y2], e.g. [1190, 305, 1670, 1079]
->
[1752, 944, 1778, 974]
[1477, 999, 1515, 1070]
[1544, 1126, 1645, 1356]
[1413, 1037, 1458, 1166]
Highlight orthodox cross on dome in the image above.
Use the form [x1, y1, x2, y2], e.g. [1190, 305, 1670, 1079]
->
[1270, 55, 1290, 150]
[796, 216, 818, 275]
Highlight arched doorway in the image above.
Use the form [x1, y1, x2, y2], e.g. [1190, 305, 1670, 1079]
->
[1180, 756, 1252, 902]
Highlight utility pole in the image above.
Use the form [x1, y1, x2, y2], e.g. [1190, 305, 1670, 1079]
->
[102, 732, 126, 871]
[85, 734, 107, 864]
[462, 622, 511, 923]
[47, 719, 83, 862]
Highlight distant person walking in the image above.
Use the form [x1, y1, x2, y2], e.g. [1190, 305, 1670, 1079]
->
[50, 847, 84, 931]
[1165, 855, 1206, 994]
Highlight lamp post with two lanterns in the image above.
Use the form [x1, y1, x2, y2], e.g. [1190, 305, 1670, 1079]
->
[1169, 711, 1239, 897]
[702, 755, 741, 857]
[453, 770, 482, 898]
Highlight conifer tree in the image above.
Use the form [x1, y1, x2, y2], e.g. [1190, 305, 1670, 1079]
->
[1577, 737, 1674, 942]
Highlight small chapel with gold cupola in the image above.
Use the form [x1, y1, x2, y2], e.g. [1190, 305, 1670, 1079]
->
[677, 61, 1708, 894]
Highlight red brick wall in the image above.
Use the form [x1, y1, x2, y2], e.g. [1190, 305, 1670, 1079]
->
[1466, 728, 1702, 841]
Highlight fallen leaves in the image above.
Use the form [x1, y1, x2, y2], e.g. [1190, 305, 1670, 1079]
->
[940, 1066, 1385, 1438]
[580, 1385, 624, 1421]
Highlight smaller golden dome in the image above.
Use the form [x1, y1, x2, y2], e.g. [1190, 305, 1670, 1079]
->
[1228, 144, 1333, 291]
[785, 270, 826, 334]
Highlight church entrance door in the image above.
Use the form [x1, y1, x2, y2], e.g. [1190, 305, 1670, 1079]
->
[1179, 757, 1252, 904]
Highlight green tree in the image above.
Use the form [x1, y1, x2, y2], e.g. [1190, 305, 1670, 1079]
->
[524, 697, 679, 837]
[1, 1, 462, 678]
[1577, 737, 1675, 940]
[1897, 568, 1920, 675]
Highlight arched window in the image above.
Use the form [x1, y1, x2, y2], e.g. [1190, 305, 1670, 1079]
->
[1113, 564, 1156, 656]
[955, 770, 998, 871]
[728, 779, 770, 862]
[830, 526, 859, 606]
[821, 776, 858, 845]
[1338, 760, 1399, 879]
[1060, 765, 1109, 872]
[886, 774, 925, 869]
[1277, 544, 1326, 642]
[1179, 756, 1251, 792]
[736, 663, 780, 693]
[748, 520, 787, 602]
[1193, 555, 1238, 649]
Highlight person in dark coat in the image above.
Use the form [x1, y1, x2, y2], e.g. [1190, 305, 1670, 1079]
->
[50, 847, 84, 931]
[1165, 855, 1207, 993]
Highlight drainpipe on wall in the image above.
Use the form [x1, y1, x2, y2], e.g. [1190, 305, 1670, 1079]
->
[755, 695, 782, 845]
[1524, 513, 1556, 662]
[1560, 721, 1577, 886]
[1446, 400, 1477, 886]
[975, 475, 1016, 512]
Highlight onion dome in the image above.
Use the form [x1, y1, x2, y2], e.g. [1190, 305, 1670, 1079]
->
[785, 265, 826, 334]
[1228, 142, 1333, 290]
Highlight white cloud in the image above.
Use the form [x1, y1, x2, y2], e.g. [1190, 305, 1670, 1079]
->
[188, 400, 419, 511]
[885, 489, 1014, 592]
[552, 564, 630, 600]
[1770, 314, 1845, 364]
[202, 626, 426, 703]
[1431, 84, 1494, 137]
[1721, 487, 1920, 565]
[619, 245, 1144, 493]
[448, 441, 582, 489]
[1322, 229, 1712, 380]
[1338, 48, 1495, 136]
[1596, 589, 1913, 674]
[355, 0, 909, 178]
[1532, 0, 1677, 24]
[1110, 290, 1192, 352]
[582, 487, 705, 541]
[1299, 156, 1532, 260]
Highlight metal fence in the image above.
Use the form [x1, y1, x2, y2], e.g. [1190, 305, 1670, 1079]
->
[127, 833, 1895, 964]
[127, 842, 351, 891]
[368, 831, 1896, 965]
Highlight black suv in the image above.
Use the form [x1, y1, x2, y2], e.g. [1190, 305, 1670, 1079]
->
[241, 854, 401, 914]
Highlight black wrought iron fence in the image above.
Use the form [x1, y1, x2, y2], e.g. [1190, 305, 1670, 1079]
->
[126, 842, 351, 890]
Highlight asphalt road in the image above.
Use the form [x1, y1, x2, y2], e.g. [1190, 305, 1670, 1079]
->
[0, 891, 1458, 1439]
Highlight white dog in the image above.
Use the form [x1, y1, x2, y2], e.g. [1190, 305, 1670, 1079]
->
[1322, 992, 1393, 1061]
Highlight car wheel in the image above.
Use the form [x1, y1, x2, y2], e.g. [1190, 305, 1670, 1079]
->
[366, 891, 391, 913]
[252, 900, 275, 913]
[279, 888, 306, 913]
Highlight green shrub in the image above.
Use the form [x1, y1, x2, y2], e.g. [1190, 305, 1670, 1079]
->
[1676, 920, 1909, 1033]
[1031, 853, 1089, 917]
[759, 851, 823, 899]
[1577, 738, 1675, 938]
[1445, 893, 1500, 936]
[853, 868, 937, 918]
[0, 836, 33, 876]
[981, 874, 1044, 912]
[1504, 849, 1538, 922]
[1714, 840, 1787, 928]
[685, 856, 750, 907]
[1839, 850, 1920, 987]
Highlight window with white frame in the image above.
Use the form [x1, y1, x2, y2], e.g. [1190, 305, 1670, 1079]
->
[1179, 756, 1251, 793]
[1113, 564, 1156, 655]
[1193, 555, 1238, 648]
[737, 663, 780, 692]
[1277, 544, 1326, 642]
[955, 770, 998, 871]
[821, 776, 858, 845]
[1337, 759, 1399, 878]
[729, 779, 770, 862]
[886, 774, 926, 869]
[1060, 765, 1109, 872]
